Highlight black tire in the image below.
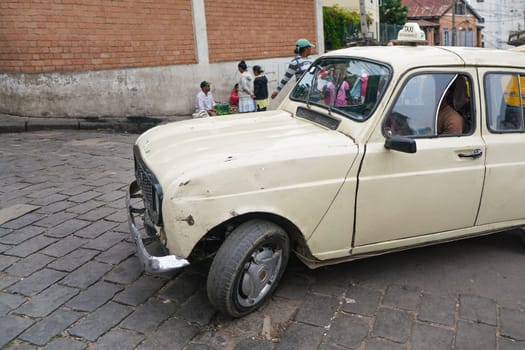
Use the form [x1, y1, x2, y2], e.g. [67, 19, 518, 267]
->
[207, 219, 290, 317]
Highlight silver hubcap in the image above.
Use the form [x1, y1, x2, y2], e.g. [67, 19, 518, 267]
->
[237, 246, 282, 307]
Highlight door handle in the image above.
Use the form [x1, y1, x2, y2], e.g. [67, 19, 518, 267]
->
[458, 149, 483, 159]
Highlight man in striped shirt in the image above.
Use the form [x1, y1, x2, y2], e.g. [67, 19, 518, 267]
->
[271, 38, 315, 99]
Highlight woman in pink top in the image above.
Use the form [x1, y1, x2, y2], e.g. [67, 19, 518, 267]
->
[324, 79, 350, 106]
[336, 80, 350, 106]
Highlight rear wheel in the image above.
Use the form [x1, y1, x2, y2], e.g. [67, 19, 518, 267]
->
[207, 220, 290, 317]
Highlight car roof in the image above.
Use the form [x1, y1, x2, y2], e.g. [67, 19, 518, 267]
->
[322, 46, 525, 71]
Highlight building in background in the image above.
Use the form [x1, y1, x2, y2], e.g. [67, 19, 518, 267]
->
[402, 0, 483, 46]
[469, 0, 525, 48]
[0, 0, 324, 118]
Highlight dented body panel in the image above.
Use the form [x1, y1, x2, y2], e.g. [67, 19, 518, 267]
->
[135, 111, 359, 258]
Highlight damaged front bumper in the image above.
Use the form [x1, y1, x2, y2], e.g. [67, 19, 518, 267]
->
[127, 180, 190, 273]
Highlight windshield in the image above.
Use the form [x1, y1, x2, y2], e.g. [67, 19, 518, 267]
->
[290, 57, 391, 121]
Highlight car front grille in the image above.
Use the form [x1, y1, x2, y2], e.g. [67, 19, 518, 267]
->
[133, 145, 163, 225]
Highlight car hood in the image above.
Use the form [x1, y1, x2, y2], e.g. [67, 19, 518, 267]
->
[136, 110, 357, 198]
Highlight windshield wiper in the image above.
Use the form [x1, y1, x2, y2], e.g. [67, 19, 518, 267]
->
[305, 69, 319, 109]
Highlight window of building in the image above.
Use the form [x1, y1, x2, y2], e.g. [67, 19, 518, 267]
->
[460, 28, 466, 46]
[455, 2, 466, 15]
[443, 27, 450, 46]
[467, 28, 474, 47]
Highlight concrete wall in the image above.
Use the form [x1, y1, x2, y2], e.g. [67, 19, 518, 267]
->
[0, 57, 305, 117]
[0, 0, 324, 118]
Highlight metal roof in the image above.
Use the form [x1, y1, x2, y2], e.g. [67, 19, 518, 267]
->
[403, 0, 450, 18]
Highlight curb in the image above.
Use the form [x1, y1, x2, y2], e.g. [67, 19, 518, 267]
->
[0, 115, 192, 134]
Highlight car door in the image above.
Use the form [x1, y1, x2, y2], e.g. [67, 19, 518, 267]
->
[476, 69, 525, 225]
[353, 69, 486, 248]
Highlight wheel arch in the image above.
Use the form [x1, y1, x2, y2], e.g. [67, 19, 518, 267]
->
[187, 211, 313, 263]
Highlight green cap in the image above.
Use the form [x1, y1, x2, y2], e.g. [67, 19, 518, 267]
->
[296, 38, 315, 48]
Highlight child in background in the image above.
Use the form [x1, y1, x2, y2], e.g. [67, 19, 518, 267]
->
[253, 65, 269, 111]
[229, 83, 239, 113]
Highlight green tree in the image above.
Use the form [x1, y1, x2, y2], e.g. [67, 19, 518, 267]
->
[380, 0, 408, 25]
[323, 5, 361, 50]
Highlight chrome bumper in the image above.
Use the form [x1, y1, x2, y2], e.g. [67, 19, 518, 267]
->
[127, 181, 190, 273]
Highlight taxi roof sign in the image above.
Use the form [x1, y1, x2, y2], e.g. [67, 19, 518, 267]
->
[395, 23, 427, 45]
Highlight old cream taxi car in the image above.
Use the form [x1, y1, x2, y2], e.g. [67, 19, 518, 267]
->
[128, 25, 525, 317]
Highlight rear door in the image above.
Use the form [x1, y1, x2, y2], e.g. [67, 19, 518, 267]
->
[476, 69, 525, 225]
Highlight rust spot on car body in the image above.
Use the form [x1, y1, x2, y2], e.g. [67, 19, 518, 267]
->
[183, 215, 194, 225]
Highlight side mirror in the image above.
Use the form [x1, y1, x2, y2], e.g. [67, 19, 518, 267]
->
[384, 136, 417, 153]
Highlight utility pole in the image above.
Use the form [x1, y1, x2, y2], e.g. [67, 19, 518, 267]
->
[359, 0, 368, 39]
[452, 0, 457, 46]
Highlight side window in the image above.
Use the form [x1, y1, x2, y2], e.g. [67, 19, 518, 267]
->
[485, 73, 525, 132]
[383, 73, 473, 137]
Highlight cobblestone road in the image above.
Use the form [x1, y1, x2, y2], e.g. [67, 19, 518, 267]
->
[1, 130, 524, 350]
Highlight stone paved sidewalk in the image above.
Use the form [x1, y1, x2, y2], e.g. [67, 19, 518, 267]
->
[1, 129, 524, 350]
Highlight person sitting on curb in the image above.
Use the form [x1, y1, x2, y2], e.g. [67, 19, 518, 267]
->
[193, 81, 216, 118]
[229, 83, 239, 113]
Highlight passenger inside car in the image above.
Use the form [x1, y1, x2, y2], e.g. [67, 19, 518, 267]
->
[452, 76, 472, 133]
[437, 76, 471, 135]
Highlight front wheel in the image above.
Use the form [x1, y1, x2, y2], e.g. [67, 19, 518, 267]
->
[207, 220, 290, 317]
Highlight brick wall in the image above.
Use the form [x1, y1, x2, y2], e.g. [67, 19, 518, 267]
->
[0, 0, 196, 73]
[0, 0, 319, 73]
[205, 0, 317, 62]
